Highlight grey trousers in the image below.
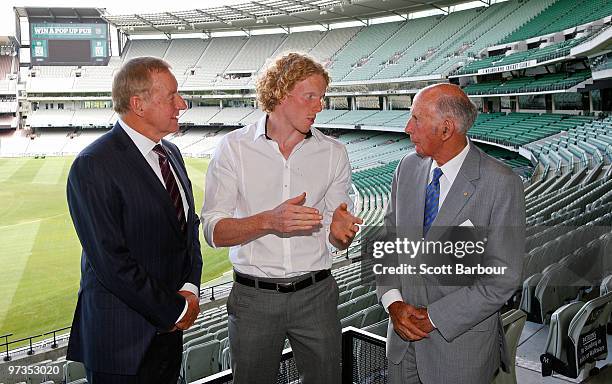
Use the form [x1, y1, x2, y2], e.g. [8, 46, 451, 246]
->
[388, 343, 423, 384]
[227, 272, 341, 384]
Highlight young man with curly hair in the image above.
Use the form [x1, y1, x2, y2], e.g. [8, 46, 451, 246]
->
[201, 52, 362, 383]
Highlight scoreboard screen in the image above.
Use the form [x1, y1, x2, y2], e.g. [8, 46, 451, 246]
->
[30, 22, 109, 66]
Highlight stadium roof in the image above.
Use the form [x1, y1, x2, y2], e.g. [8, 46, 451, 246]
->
[102, 0, 472, 35]
[13, 7, 106, 21]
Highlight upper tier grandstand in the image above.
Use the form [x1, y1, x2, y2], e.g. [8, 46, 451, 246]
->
[1, 0, 612, 383]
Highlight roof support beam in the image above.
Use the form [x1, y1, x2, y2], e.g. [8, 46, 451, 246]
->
[165, 12, 196, 30]
[134, 14, 170, 38]
[195, 9, 232, 26]
[225, 6, 259, 21]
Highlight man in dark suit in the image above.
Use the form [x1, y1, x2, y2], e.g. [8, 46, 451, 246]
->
[376, 84, 525, 383]
[66, 57, 203, 384]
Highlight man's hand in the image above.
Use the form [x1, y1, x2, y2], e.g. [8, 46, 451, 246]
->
[330, 202, 363, 249]
[388, 301, 432, 341]
[175, 290, 200, 331]
[266, 192, 322, 234]
[412, 306, 434, 334]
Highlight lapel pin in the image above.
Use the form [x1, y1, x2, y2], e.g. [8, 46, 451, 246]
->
[463, 192, 468, 197]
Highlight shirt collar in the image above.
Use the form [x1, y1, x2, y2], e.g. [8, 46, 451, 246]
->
[431, 140, 470, 185]
[118, 118, 160, 158]
[253, 114, 317, 142]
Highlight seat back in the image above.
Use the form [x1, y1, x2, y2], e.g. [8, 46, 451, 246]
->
[361, 304, 387, 328]
[492, 309, 527, 384]
[541, 292, 612, 379]
[184, 340, 221, 383]
[183, 332, 215, 351]
[567, 292, 612, 373]
[362, 319, 388, 337]
[601, 275, 612, 295]
[64, 361, 86, 383]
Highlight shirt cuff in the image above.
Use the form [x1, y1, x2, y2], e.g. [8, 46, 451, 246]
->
[179, 283, 199, 297]
[428, 312, 436, 328]
[202, 215, 223, 248]
[176, 300, 189, 324]
[381, 289, 403, 313]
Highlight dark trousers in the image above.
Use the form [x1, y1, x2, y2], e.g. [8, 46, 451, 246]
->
[86, 331, 182, 384]
[227, 272, 342, 384]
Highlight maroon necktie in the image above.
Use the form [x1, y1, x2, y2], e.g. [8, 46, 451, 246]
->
[153, 144, 186, 233]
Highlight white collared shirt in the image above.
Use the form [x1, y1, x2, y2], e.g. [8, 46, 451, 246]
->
[381, 141, 470, 324]
[201, 115, 353, 278]
[118, 118, 189, 220]
[429, 141, 470, 210]
[117, 119, 197, 321]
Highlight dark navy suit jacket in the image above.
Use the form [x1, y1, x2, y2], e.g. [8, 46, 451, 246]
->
[66, 123, 203, 375]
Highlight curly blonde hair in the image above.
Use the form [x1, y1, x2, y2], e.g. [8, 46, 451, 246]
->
[256, 52, 330, 113]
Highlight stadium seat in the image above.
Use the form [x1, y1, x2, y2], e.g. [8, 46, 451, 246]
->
[492, 309, 527, 384]
[183, 340, 221, 383]
[361, 305, 387, 328]
[64, 361, 86, 384]
[183, 333, 215, 351]
[541, 293, 612, 379]
[362, 319, 388, 338]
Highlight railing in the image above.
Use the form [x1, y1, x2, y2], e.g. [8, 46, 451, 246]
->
[0, 282, 234, 360]
[200, 281, 233, 302]
[0, 326, 71, 362]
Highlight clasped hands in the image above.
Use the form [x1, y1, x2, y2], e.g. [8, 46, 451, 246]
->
[173, 290, 200, 331]
[388, 301, 434, 341]
[267, 192, 362, 246]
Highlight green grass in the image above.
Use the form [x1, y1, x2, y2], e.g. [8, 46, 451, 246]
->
[0, 156, 230, 344]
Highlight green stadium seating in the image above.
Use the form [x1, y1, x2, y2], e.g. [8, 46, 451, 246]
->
[502, 0, 612, 44]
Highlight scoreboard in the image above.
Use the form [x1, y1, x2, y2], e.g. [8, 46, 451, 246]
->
[30, 22, 109, 66]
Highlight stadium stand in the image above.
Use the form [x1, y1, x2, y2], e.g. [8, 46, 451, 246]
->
[464, 70, 592, 95]
[468, 112, 595, 147]
[502, 0, 612, 44]
[456, 37, 588, 76]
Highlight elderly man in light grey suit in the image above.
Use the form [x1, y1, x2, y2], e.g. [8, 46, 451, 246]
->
[376, 83, 525, 384]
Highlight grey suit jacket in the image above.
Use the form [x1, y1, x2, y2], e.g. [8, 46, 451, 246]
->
[376, 143, 525, 384]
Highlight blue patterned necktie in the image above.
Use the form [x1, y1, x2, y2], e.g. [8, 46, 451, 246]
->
[423, 167, 443, 236]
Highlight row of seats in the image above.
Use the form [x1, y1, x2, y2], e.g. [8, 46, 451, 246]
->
[469, 112, 594, 147]
[26, 107, 263, 129]
[456, 37, 586, 75]
[464, 70, 592, 95]
[502, 0, 612, 44]
[526, 116, 612, 173]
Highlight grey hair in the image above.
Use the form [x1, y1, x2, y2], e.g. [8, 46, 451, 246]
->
[435, 93, 477, 134]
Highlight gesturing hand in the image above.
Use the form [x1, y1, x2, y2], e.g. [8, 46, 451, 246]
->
[388, 301, 432, 341]
[267, 192, 322, 234]
[330, 202, 363, 247]
[175, 290, 200, 331]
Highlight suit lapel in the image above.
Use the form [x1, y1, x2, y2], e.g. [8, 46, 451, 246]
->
[112, 125, 183, 236]
[428, 144, 480, 239]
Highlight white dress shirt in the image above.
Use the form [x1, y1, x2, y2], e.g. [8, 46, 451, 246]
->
[118, 119, 198, 322]
[381, 142, 471, 325]
[201, 115, 353, 278]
